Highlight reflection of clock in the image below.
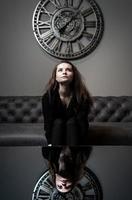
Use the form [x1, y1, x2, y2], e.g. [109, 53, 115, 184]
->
[32, 0, 104, 60]
[32, 167, 103, 200]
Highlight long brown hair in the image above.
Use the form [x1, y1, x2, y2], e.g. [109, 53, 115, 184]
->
[48, 146, 92, 187]
[45, 61, 92, 105]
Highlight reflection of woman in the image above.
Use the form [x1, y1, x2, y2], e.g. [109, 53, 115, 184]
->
[42, 146, 92, 193]
[42, 61, 92, 145]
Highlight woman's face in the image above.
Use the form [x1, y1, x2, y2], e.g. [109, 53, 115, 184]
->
[55, 174, 73, 193]
[56, 63, 74, 84]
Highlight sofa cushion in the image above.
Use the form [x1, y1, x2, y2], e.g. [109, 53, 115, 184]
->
[0, 123, 46, 146]
[88, 122, 131, 145]
[0, 122, 131, 146]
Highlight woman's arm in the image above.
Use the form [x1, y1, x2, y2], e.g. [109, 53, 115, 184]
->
[76, 99, 91, 120]
[42, 92, 53, 143]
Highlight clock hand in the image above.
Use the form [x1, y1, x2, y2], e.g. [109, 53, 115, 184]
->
[59, 11, 79, 33]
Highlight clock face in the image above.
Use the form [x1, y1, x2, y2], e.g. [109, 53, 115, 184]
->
[32, 0, 104, 60]
[32, 167, 103, 200]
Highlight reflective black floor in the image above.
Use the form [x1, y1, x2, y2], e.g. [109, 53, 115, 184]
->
[0, 146, 132, 200]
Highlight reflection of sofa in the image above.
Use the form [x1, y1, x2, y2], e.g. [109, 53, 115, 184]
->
[0, 96, 132, 145]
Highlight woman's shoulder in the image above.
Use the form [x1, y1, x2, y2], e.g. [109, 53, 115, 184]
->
[42, 90, 49, 100]
[79, 95, 92, 105]
[42, 88, 58, 103]
[82, 93, 93, 106]
[42, 90, 52, 104]
[42, 88, 53, 96]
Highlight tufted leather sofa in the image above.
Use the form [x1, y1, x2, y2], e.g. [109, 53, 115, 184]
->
[0, 96, 132, 145]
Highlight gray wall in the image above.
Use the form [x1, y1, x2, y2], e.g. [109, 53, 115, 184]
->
[0, 0, 132, 96]
[0, 146, 132, 200]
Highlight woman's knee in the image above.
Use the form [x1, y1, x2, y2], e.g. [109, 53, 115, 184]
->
[66, 117, 77, 126]
[53, 119, 64, 126]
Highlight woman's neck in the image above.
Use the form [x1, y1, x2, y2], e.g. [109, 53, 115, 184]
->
[58, 84, 71, 97]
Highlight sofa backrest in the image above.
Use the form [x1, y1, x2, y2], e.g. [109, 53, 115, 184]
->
[0, 96, 132, 123]
[0, 96, 43, 123]
[89, 96, 132, 122]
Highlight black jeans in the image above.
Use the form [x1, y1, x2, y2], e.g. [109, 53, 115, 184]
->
[51, 118, 88, 145]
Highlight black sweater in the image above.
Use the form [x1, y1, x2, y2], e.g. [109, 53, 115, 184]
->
[42, 89, 91, 143]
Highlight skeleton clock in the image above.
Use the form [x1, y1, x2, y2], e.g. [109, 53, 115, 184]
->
[32, 0, 104, 59]
[32, 167, 103, 200]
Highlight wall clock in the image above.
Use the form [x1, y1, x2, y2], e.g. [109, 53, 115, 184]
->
[32, 0, 104, 60]
[32, 167, 103, 200]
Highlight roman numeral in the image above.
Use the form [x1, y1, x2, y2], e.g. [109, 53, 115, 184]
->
[39, 188, 50, 195]
[38, 20, 51, 29]
[82, 8, 94, 17]
[44, 178, 54, 187]
[38, 194, 50, 200]
[40, 7, 53, 17]
[65, 42, 73, 54]
[64, 0, 68, 7]
[41, 30, 55, 44]
[49, 0, 61, 8]
[68, 0, 73, 7]
[63, 0, 74, 7]
[76, 0, 83, 9]
[81, 182, 93, 191]
[77, 40, 85, 50]
[83, 31, 93, 41]
[39, 185, 51, 194]
[84, 21, 96, 28]
[51, 39, 62, 51]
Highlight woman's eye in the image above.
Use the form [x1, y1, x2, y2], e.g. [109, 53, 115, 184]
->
[58, 69, 62, 72]
[66, 68, 72, 72]
[66, 185, 71, 189]
[57, 185, 62, 189]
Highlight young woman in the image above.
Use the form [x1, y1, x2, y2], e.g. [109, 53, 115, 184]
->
[42, 61, 92, 145]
